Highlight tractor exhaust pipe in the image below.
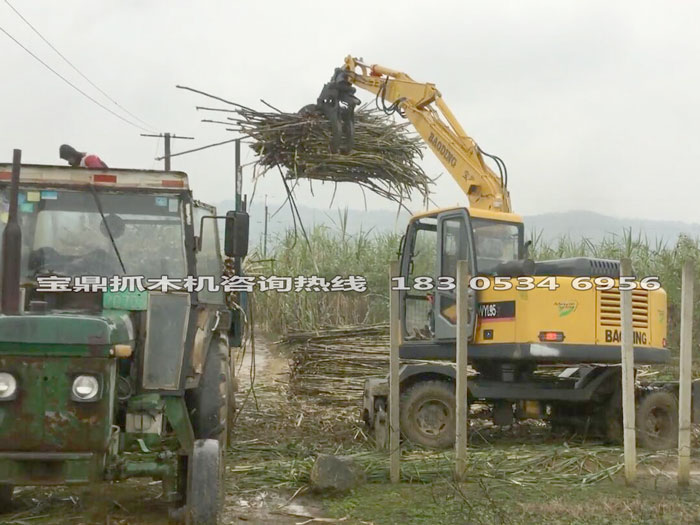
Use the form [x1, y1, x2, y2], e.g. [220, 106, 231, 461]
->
[1, 149, 22, 314]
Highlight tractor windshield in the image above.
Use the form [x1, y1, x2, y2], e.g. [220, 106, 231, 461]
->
[0, 187, 187, 281]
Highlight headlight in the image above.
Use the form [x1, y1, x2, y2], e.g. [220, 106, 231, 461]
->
[72, 375, 100, 401]
[0, 373, 17, 400]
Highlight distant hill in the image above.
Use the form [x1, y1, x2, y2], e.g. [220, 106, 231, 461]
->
[214, 200, 700, 249]
[524, 210, 700, 246]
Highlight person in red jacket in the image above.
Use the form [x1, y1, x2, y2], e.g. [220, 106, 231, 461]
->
[59, 144, 108, 168]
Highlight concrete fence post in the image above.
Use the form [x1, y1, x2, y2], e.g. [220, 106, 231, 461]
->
[389, 261, 400, 483]
[455, 260, 470, 481]
[678, 259, 694, 486]
[620, 258, 636, 485]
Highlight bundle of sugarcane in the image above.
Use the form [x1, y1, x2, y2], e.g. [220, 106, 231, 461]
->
[235, 106, 430, 203]
[178, 83, 432, 204]
[284, 324, 393, 404]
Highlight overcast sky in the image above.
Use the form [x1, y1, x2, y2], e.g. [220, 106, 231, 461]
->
[1, 0, 698, 223]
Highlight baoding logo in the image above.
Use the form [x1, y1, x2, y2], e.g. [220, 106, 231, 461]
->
[555, 301, 577, 317]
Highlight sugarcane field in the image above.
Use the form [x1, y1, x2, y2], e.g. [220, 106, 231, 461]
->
[3, 2, 700, 524]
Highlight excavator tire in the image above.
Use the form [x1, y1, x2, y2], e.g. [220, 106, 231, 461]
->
[400, 380, 455, 449]
[636, 390, 678, 450]
[0, 484, 13, 512]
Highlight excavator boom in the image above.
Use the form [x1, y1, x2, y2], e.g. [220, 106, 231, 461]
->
[338, 56, 512, 213]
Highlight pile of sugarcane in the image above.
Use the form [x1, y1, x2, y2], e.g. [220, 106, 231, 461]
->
[178, 86, 432, 203]
[283, 324, 391, 404]
[228, 440, 674, 492]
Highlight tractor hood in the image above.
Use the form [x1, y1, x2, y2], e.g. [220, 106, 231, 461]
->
[0, 310, 133, 355]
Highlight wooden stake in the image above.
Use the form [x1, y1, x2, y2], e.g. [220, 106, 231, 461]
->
[389, 260, 401, 483]
[455, 260, 469, 481]
[678, 259, 694, 486]
[620, 258, 636, 485]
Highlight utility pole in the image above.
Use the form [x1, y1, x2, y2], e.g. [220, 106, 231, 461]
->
[234, 139, 242, 211]
[263, 195, 268, 258]
[141, 132, 194, 171]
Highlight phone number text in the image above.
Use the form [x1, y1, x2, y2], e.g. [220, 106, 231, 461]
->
[391, 276, 661, 292]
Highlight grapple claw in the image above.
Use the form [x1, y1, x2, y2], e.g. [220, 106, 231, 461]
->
[315, 68, 359, 154]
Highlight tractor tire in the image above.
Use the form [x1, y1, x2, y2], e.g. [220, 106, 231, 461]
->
[400, 380, 455, 449]
[227, 350, 237, 447]
[636, 390, 678, 450]
[0, 484, 13, 512]
[188, 339, 230, 443]
[186, 439, 221, 525]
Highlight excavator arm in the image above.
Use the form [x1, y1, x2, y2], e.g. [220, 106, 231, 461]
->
[337, 56, 512, 213]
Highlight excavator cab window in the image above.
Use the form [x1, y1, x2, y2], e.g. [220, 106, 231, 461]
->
[471, 219, 523, 275]
[434, 209, 477, 340]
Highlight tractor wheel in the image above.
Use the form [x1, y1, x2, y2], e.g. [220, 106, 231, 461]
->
[186, 439, 221, 525]
[637, 390, 678, 450]
[188, 339, 230, 444]
[0, 484, 13, 512]
[400, 380, 455, 449]
[227, 349, 237, 447]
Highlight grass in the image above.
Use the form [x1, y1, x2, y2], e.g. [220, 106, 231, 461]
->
[250, 210, 400, 335]
[322, 479, 700, 525]
[225, 339, 700, 525]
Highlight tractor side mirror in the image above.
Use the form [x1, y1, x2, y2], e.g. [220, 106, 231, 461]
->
[224, 211, 249, 258]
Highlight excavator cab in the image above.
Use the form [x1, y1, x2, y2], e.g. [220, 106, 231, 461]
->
[401, 207, 526, 343]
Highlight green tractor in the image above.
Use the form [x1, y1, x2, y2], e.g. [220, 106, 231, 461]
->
[0, 149, 249, 523]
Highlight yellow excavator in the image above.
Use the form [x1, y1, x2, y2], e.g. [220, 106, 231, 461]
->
[316, 56, 690, 450]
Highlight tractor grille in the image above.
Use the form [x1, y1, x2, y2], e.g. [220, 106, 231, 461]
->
[598, 289, 649, 329]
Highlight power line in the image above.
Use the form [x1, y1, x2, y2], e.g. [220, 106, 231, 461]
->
[4, 0, 157, 130]
[0, 22, 153, 132]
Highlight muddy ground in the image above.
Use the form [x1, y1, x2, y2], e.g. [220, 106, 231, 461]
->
[4, 338, 700, 525]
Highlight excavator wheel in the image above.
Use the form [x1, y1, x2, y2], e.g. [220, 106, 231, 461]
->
[602, 387, 623, 444]
[636, 390, 678, 450]
[400, 380, 455, 449]
[0, 484, 13, 513]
